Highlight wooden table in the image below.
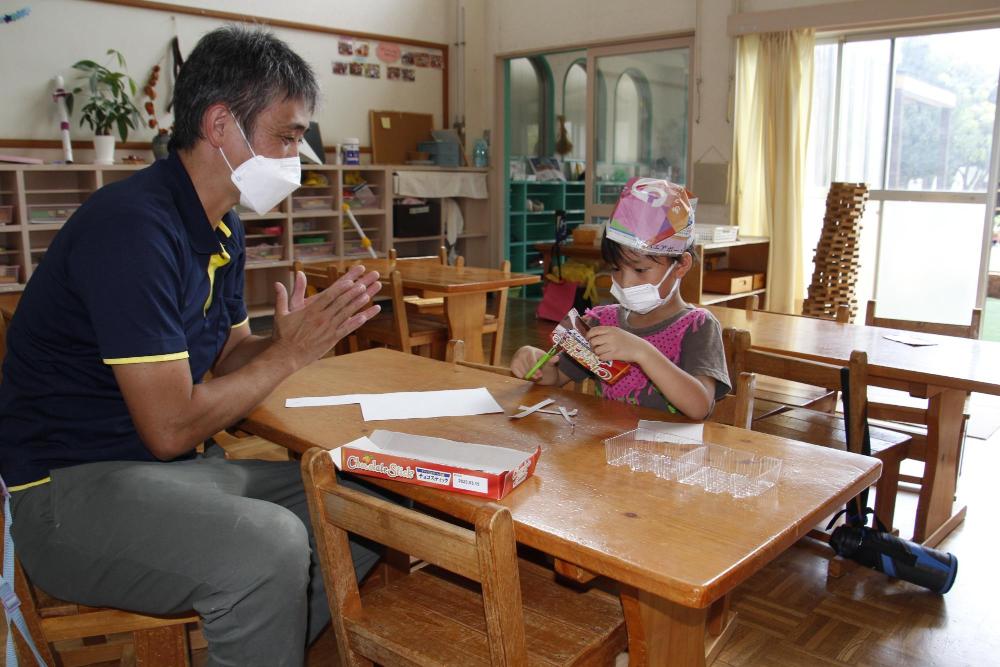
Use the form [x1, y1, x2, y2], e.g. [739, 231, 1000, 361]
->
[320, 258, 539, 363]
[708, 305, 1000, 546]
[241, 348, 880, 666]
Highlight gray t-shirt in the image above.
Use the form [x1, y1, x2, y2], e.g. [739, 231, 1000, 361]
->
[558, 305, 731, 414]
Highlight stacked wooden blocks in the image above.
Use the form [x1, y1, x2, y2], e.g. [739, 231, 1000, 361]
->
[802, 182, 868, 322]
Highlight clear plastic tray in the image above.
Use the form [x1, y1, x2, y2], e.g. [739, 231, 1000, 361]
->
[603, 429, 782, 498]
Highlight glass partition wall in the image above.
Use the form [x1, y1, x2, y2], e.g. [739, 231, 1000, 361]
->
[502, 38, 693, 286]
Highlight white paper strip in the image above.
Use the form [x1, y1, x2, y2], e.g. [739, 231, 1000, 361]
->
[285, 395, 363, 408]
[359, 388, 503, 421]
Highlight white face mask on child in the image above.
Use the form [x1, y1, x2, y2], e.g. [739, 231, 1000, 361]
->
[611, 262, 679, 315]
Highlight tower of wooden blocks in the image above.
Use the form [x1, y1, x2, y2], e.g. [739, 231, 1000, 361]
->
[802, 182, 868, 322]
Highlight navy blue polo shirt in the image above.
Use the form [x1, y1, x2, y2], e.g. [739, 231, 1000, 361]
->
[0, 152, 248, 487]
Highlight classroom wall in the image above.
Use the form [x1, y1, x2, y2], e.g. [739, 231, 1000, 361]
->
[0, 0, 451, 153]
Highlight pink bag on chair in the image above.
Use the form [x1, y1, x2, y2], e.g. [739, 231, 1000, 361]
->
[536, 279, 578, 322]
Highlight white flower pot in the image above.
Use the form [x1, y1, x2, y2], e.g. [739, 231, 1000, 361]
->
[93, 135, 116, 165]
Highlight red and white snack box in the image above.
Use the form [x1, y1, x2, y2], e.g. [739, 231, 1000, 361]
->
[331, 430, 541, 500]
[552, 309, 632, 384]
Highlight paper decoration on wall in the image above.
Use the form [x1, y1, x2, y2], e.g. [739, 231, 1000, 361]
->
[338, 40, 353, 55]
[387, 66, 401, 80]
[2, 7, 30, 24]
[365, 64, 380, 79]
[414, 53, 430, 68]
[332, 62, 348, 75]
[377, 42, 400, 63]
[401, 52, 414, 66]
[402, 69, 415, 82]
[349, 62, 363, 76]
[355, 43, 370, 57]
[430, 54, 443, 69]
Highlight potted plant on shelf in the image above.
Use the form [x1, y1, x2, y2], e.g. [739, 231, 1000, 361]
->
[67, 49, 141, 165]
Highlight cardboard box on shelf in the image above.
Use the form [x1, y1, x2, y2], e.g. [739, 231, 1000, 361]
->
[702, 270, 764, 294]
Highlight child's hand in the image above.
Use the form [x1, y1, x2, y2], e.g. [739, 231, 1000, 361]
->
[586, 326, 651, 364]
[511, 345, 556, 382]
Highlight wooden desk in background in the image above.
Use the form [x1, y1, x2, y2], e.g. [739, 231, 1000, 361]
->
[709, 305, 1000, 546]
[241, 348, 880, 666]
[309, 258, 540, 363]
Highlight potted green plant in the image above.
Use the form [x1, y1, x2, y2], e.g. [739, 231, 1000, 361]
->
[67, 49, 141, 165]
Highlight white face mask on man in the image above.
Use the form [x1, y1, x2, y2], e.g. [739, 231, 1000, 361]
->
[610, 261, 679, 314]
[218, 112, 301, 215]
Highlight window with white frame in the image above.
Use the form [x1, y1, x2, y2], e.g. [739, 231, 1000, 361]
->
[804, 25, 1000, 323]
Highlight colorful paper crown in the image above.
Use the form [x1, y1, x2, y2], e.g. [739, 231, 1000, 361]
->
[605, 177, 696, 255]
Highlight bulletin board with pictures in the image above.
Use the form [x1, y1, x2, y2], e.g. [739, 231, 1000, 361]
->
[326, 34, 446, 147]
[332, 36, 443, 86]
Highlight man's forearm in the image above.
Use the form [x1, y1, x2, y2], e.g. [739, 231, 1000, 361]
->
[213, 334, 274, 376]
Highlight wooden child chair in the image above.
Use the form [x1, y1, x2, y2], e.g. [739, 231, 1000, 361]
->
[863, 299, 979, 518]
[301, 448, 627, 666]
[1, 519, 198, 666]
[724, 327, 911, 537]
[352, 269, 449, 359]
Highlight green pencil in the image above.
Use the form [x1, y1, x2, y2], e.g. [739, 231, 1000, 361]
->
[524, 344, 559, 380]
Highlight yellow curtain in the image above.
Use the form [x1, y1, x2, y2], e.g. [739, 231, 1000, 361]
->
[730, 29, 814, 314]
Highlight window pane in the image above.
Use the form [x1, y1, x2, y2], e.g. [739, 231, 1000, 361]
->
[886, 28, 1000, 193]
[562, 61, 586, 161]
[509, 58, 543, 157]
[835, 40, 890, 188]
[614, 74, 640, 164]
[594, 47, 689, 205]
[875, 200, 982, 323]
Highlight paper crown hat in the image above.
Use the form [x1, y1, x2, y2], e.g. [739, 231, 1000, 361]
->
[605, 177, 696, 255]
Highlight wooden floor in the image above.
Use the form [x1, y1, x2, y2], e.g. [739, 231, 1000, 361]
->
[19, 298, 998, 666]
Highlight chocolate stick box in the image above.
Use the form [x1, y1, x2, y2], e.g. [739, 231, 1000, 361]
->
[552, 309, 631, 384]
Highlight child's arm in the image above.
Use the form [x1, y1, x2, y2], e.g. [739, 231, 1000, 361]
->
[511, 345, 572, 384]
[587, 327, 715, 419]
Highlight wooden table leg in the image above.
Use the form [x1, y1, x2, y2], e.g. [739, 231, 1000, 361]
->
[913, 387, 966, 545]
[620, 586, 709, 667]
[444, 292, 488, 363]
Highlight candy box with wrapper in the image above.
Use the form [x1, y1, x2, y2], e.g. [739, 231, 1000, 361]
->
[552, 309, 631, 384]
[331, 430, 540, 500]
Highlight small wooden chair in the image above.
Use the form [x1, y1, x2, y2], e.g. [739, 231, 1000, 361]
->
[293, 259, 338, 297]
[1, 523, 198, 666]
[352, 269, 449, 359]
[724, 327, 911, 536]
[864, 299, 978, 496]
[739, 300, 850, 412]
[301, 448, 627, 666]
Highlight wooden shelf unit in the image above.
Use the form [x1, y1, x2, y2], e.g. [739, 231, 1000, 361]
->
[531, 235, 770, 308]
[0, 164, 492, 317]
[682, 236, 770, 308]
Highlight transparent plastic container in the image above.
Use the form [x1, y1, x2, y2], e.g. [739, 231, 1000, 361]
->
[292, 196, 335, 212]
[603, 429, 782, 498]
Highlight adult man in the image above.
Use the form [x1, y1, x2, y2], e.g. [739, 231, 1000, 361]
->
[0, 26, 378, 665]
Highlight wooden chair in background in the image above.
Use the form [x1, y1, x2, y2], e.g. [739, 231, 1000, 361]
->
[740, 296, 850, 412]
[864, 299, 979, 501]
[301, 448, 627, 666]
[724, 327, 911, 537]
[293, 260, 338, 297]
[352, 269, 448, 359]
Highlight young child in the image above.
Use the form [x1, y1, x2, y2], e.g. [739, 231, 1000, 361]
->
[511, 178, 730, 420]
